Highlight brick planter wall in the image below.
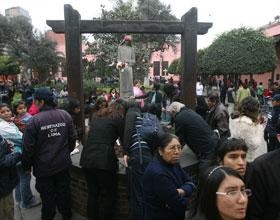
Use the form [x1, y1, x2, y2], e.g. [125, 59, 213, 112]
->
[69, 145, 129, 219]
[69, 166, 88, 216]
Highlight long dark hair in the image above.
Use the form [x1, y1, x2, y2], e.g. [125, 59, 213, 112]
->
[90, 97, 108, 120]
[108, 100, 125, 119]
[66, 98, 80, 115]
[13, 100, 27, 115]
[197, 166, 244, 220]
[238, 96, 260, 122]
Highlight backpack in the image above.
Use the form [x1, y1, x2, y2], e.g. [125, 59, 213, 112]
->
[137, 112, 164, 145]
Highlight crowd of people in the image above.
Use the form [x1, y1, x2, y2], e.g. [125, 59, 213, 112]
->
[0, 76, 279, 220]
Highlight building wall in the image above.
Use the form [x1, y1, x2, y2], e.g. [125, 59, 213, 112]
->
[46, 31, 66, 55]
[46, 31, 95, 61]
[240, 72, 272, 89]
[5, 6, 31, 23]
[263, 23, 280, 37]
[149, 43, 181, 78]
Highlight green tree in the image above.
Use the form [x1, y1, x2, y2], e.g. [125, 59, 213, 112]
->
[0, 15, 12, 55]
[167, 49, 206, 76]
[30, 34, 64, 83]
[0, 55, 20, 75]
[84, 0, 178, 80]
[3, 16, 34, 65]
[201, 27, 277, 75]
[168, 58, 181, 74]
[0, 15, 64, 83]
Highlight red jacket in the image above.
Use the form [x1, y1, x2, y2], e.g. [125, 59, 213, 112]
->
[28, 102, 39, 116]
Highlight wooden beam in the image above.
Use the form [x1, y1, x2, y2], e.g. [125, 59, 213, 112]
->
[181, 7, 197, 109]
[64, 4, 85, 143]
[197, 22, 212, 35]
[45, 5, 213, 112]
[47, 20, 212, 35]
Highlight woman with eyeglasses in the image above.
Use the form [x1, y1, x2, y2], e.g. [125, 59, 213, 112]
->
[189, 166, 251, 220]
[143, 133, 196, 220]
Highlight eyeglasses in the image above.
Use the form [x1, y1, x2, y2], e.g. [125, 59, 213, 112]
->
[216, 189, 252, 198]
[165, 145, 182, 152]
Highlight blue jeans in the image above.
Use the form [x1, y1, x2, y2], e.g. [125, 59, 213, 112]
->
[15, 164, 34, 207]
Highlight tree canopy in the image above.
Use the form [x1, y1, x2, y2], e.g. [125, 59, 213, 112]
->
[168, 58, 181, 74]
[84, 0, 179, 80]
[168, 49, 205, 75]
[0, 55, 20, 75]
[201, 27, 277, 75]
[0, 15, 63, 82]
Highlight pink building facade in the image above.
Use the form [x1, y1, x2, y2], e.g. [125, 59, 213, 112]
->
[149, 22, 280, 89]
[46, 31, 95, 79]
[148, 43, 181, 81]
[46, 31, 66, 55]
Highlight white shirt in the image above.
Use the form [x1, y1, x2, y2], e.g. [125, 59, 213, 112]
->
[229, 116, 267, 162]
[196, 82, 204, 96]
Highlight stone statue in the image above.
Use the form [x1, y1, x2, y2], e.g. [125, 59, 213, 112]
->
[117, 35, 135, 100]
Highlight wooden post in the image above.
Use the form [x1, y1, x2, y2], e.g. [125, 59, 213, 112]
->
[64, 5, 85, 143]
[47, 5, 212, 133]
[181, 8, 198, 109]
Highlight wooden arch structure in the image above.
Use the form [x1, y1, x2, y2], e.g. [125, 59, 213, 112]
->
[47, 4, 212, 141]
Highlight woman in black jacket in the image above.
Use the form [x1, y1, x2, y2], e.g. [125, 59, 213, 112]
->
[80, 100, 125, 220]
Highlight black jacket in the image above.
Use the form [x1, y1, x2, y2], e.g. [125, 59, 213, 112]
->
[123, 107, 142, 153]
[247, 149, 280, 219]
[175, 107, 218, 159]
[80, 116, 124, 172]
[22, 107, 77, 177]
[207, 103, 230, 139]
[0, 135, 21, 198]
[143, 155, 195, 220]
[264, 106, 280, 151]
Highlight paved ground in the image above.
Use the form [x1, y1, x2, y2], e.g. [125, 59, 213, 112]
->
[14, 175, 87, 220]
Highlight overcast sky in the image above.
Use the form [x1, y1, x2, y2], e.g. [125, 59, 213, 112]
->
[1, 0, 279, 49]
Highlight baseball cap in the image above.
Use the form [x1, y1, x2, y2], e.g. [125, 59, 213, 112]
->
[33, 87, 53, 101]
